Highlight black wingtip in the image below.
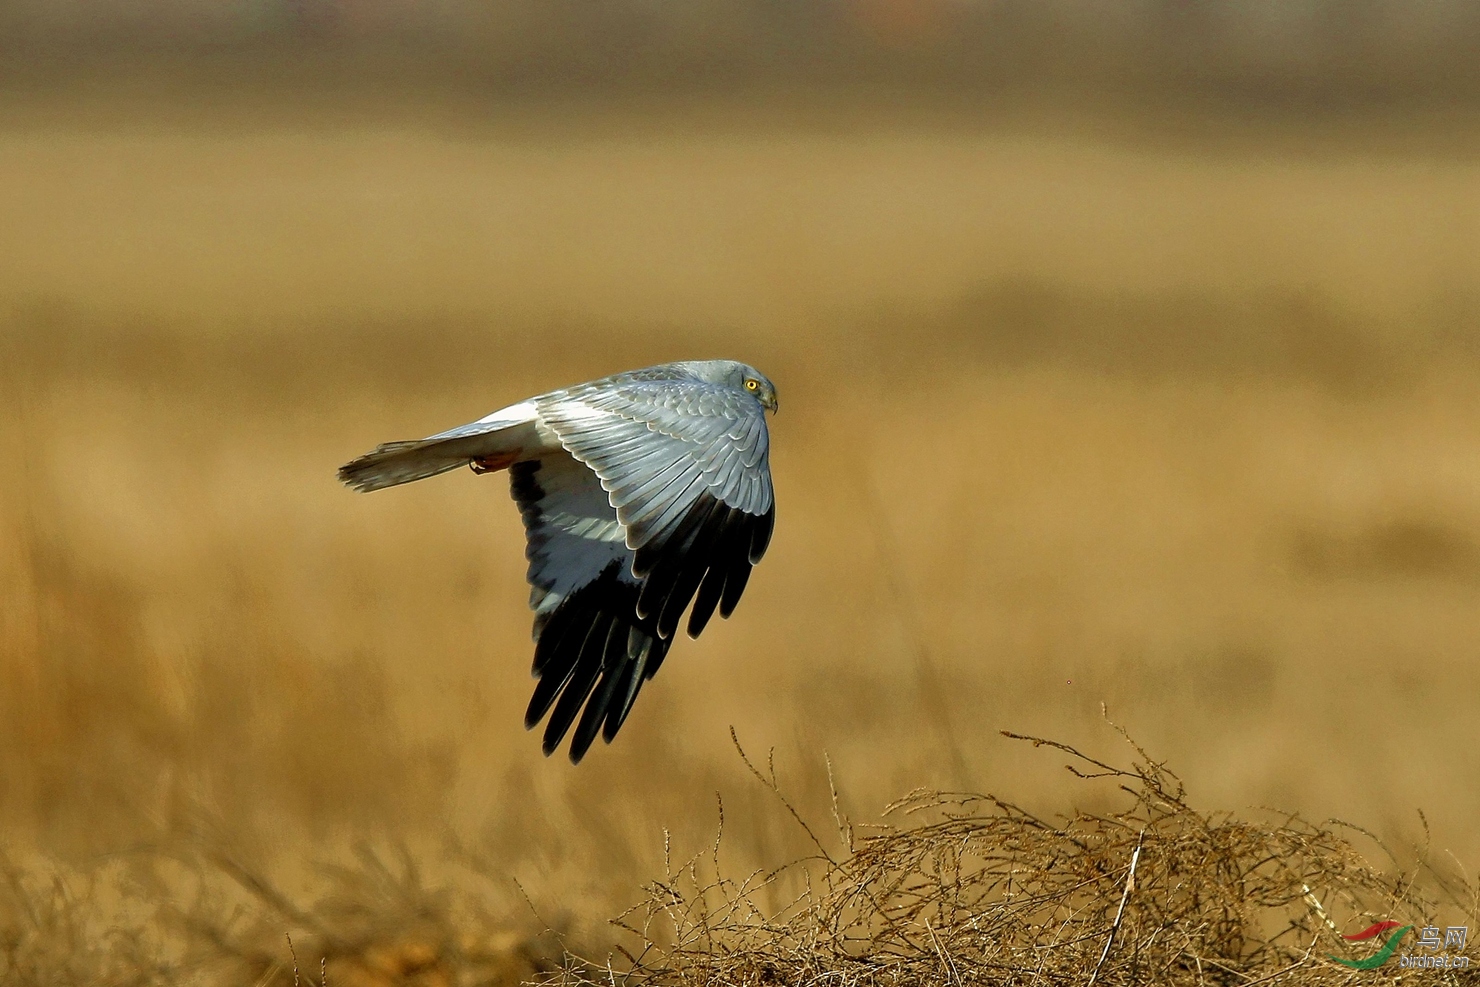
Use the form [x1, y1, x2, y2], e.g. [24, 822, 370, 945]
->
[748, 508, 775, 564]
[525, 560, 672, 763]
[718, 558, 751, 618]
[566, 625, 629, 760]
[523, 490, 772, 761]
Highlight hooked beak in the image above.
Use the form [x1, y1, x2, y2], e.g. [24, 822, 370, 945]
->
[761, 392, 779, 413]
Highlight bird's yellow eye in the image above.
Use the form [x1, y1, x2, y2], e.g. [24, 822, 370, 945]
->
[745, 379, 759, 391]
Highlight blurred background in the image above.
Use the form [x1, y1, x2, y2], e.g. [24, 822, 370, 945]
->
[1, 2, 1479, 981]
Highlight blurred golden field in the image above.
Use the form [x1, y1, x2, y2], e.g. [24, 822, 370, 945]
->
[2, 74, 1480, 982]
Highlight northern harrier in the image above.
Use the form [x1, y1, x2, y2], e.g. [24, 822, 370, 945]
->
[339, 361, 778, 762]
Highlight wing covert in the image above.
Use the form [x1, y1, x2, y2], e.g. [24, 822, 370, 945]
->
[534, 379, 773, 550]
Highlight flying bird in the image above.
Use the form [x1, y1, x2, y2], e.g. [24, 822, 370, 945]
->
[338, 360, 778, 763]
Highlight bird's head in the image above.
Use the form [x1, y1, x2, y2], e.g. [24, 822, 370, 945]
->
[689, 360, 779, 413]
[738, 367, 779, 413]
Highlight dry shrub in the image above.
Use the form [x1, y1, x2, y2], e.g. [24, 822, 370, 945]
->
[556, 720, 1477, 987]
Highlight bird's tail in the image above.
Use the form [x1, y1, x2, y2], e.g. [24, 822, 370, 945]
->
[338, 418, 532, 493]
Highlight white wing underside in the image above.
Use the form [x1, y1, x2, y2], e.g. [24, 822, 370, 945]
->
[517, 451, 633, 631]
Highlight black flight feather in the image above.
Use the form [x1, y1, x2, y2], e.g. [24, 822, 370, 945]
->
[542, 612, 611, 756]
[569, 622, 630, 761]
[656, 500, 731, 639]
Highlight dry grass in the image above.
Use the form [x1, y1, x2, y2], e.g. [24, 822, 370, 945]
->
[0, 837, 567, 986]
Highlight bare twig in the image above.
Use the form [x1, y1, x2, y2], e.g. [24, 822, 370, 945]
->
[924, 916, 962, 987]
[1087, 829, 1144, 987]
[286, 934, 301, 987]
[729, 727, 834, 863]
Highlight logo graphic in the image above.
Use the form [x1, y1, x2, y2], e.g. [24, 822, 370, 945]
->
[1329, 922, 1470, 971]
[1330, 923, 1411, 970]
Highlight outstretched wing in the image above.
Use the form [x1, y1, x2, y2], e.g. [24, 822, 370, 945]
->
[514, 378, 774, 762]
[536, 378, 774, 639]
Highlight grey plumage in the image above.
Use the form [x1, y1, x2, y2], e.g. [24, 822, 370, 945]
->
[338, 360, 778, 763]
